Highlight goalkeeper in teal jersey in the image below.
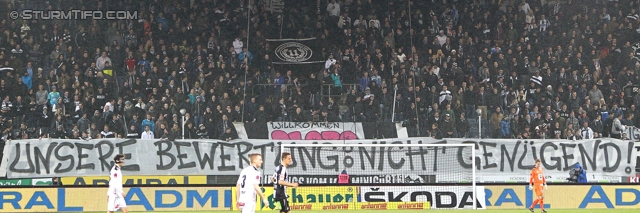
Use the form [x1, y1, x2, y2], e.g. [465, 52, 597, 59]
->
[271, 152, 298, 213]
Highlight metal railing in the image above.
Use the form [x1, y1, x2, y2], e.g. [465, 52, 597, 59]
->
[250, 83, 294, 97]
[320, 84, 362, 99]
[249, 83, 363, 101]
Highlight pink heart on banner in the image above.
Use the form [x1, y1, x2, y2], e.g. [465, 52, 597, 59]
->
[271, 130, 359, 140]
[271, 130, 302, 140]
[317, 131, 340, 140]
[303, 130, 358, 140]
[304, 131, 324, 140]
[339, 131, 358, 140]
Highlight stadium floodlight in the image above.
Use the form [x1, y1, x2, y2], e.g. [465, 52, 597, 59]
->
[278, 143, 477, 210]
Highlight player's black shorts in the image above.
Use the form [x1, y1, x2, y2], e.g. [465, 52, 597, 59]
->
[275, 189, 287, 200]
[278, 198, 290, 212]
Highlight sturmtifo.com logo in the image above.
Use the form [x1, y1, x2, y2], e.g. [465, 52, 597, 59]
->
[11, 10, 138, 20]
[274, 42, 313, 63]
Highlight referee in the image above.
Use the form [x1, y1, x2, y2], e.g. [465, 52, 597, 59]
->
[271, 152, 299, 213]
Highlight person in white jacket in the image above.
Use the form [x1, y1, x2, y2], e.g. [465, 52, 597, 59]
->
[325, 54, 336, 70]
[96, 52, 112, 71]
[580, 122, 594, 139]
[233, 38, 243, 54]
[326, 0, 340, 17]
[141, 125, 154, 139]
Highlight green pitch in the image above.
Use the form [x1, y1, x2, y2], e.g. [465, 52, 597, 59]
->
[75, 210, 639, 213]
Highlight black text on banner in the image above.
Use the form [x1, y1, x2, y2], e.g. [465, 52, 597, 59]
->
[1, 138, 635, 182]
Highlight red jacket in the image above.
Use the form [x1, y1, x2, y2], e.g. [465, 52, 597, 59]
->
[125, 57, 136, 71]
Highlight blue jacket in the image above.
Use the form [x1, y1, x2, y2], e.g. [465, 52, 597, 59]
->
[359, 76, 371, 92]
[331, 73, 342, 87]
[500, 119, 510, 137]
[575, 163, 587, 183]
[22, 75, 32, 90]
[141, 119, 155, 132]
[238, 51, 253, 65]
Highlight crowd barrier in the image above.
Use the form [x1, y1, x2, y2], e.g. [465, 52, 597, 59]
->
[2, 184, 640, 212]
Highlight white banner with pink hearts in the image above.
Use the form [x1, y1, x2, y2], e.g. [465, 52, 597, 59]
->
[268, 122, 365, 140]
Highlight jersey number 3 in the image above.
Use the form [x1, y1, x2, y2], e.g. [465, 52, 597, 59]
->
[241, 175, 247, 188]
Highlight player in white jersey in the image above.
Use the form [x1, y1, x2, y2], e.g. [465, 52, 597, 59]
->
[271, 152, 298, 213]
[236, 153, 269, 213]
[107, 154, 128, 213]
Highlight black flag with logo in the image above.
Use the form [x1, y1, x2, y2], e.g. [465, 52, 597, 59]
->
[633, 42, 640, 61]
[267, 38, 324, 65]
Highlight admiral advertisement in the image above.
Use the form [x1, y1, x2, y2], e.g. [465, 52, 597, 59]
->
[2, 185, 640, 211]
[485, 185, 640, 209]
[60, 175, 207, 186]
[0, 187, 230, 212]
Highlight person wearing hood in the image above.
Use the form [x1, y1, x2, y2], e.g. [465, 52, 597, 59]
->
[572, 163, 587, 183]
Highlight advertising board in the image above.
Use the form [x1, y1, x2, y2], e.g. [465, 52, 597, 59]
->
[359, 186, 486, 209]
[60, 175, 207, 185]
[231, 186, 358, 211]
[4, 184, 639, 211]
[0, 178, 53, 186]
[0, 187, 230, 212]
[485, 185, 640, 209]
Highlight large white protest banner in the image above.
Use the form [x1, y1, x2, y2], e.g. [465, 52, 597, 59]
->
[1, 138, 636, 183]
[268, 122, 365, 140]
[626, 126, 640, 141]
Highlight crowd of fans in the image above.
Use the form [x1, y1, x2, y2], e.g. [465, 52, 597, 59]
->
[0, 0, 638, 141]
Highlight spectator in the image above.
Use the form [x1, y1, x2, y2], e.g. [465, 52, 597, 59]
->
[168, 123, 181, 141]
[141, 125, 154, 139]
[35, 85, 48, 106]
[325, 54, 336, 70]
[196, 124, 209, 139]
[141, 114, 155, 132]
[220, 127, 238, 141]
[429, 123, 443, 139]
[580, 122, 594, 139]
[588, 85, 604, 104]
[127, 124, 140, 139]
[359, 72, 371, 92]
[95, 52, 111, 71]
[80, 131, 92, 140]
[331, 68, 343, 93]
[490, 107, 504, 138]
[611, 113, 625, 139]
[441, 113, 454, 138]
[456, 113, 470, 138]
[156, 123, 169, 139]
[100, 125, 115, 138]
[500, 116, 511, 138]
[88, 123, 100, 139]
[238, 47, 253, 65]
